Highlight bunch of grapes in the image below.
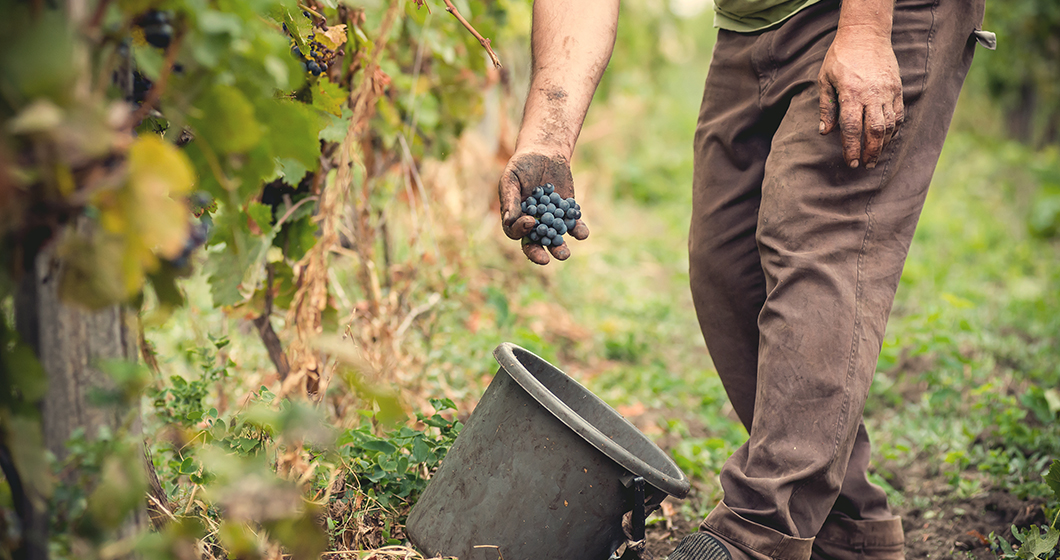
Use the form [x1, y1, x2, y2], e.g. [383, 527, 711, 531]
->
[520, 183, 582, 248]
[286, 12, 336, 77]
[137, 10, 173, 49]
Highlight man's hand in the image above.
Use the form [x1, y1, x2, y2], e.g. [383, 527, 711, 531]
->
[499, 150, 590, 265]
[818, 26, 903, 169]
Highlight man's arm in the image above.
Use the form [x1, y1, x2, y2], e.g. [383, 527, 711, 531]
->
[818, 0, 903, 169]
[499, 0, 620, 265]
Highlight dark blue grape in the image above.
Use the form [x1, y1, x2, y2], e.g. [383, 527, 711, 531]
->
[530, 232, 540, 242]
[140, 10, 167, 25]
[547, 227, 557, 238]
[541, 212, 554, 225]
[571, 209, 581, 220]
[544, 183, 554, 195]
[554, 208, 565, 219]
[548, 192, 560, 204]
[564, 218, 576, 230]
[307, 61, 322, 75]
[537, 194, 550, 206]
[143, 22, 173, 49]
[553, 235, 565, 245]
[527, 204, 537, 216]
[545, 203, 557, 214]
[555, 221, 567, 235]
[558, 199, 569, 211]
[532, 186, 544, 198]
[536, 224, 548, 236]
[541, 237, 552, 246]
[521, 200, 527, 213]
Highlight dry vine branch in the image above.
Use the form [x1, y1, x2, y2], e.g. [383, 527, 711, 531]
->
[254, 264, 291, 380]
[283, 0, 404, 400]
[442, 0, 502, 68]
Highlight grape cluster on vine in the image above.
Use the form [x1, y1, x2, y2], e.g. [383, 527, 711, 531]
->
[520, 184, 581, 248]
[136, 10, 173, 49]
[286, 11, 335, 77]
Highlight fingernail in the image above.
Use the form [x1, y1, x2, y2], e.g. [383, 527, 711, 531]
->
[850, 160, 859, 169]
[819, 122, 825, 134]
[867, 162, 876, 169]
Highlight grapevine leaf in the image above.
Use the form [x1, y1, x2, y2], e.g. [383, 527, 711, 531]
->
[256, 98, 321, 168]
[247, 203, 273, 233]
[205, 205, 277, 307]
[311, 76, 347, 116]
[278, 214, 318, 261]
[187, 85, 263, 154]
[277, 157, 310, 184]
[319, 107, 352, 142]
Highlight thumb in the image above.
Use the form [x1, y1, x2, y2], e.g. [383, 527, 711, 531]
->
[499, 171, 535, 240]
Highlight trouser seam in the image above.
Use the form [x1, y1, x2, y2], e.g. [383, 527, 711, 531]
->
[786, 0, 941, 526]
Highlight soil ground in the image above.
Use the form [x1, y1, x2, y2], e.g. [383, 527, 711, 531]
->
[637, 484, 1047, 559]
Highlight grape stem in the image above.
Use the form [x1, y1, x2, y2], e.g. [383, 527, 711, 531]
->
[441, 0, 502, 68]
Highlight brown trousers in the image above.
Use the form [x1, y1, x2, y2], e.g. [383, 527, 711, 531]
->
[688, 0, 986, 558]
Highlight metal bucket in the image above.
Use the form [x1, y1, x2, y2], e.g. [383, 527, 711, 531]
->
[406, 343, 690, 560]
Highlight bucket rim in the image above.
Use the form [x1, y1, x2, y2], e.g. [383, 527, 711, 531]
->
[493, 342, 690, 499]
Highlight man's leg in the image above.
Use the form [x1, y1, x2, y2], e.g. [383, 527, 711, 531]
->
[686, 0, 984, 558]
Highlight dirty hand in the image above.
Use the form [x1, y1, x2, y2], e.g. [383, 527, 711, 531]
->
[499, 150, 590, 265]
[818, 27, 904, 169]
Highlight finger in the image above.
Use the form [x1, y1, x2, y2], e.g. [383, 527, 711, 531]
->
[839, 101, 865, 168]
[499, 172, 526, 240]
[509, 215, 537, 240]
[882, 103, 896, 145]
[862, 104, 887, 169]
[548, 241, 571, 261]
[522, 238, 550, 265]
[569, 220, 590, 241]
[819, 79, 839, 135]
[894, 91, 906, 130]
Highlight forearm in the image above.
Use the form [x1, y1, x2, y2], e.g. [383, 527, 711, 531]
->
[836, 0, 894, 39]
[516, 0, 620, 160]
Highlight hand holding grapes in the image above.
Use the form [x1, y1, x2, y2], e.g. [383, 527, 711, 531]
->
[499, 151, 589, 265]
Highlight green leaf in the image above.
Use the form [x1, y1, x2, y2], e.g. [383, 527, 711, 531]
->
[319, 107, 352, 142]
[311, 76, 347, 116]
[429, 397, 457, 412]
[247, 202, 274, 232]
[358, 439, 398, 455]
[1020, 526, 1059, 558]
[256, 98, 322, 169]
[1045, 460, 1060, 503]
[410, 437, 430, 463]
[179, 457, 197, 474]
[188, 85, 263, 154]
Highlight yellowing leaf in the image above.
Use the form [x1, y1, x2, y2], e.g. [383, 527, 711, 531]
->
[317, 24, 348, 51]
[126, 136, 194, 259]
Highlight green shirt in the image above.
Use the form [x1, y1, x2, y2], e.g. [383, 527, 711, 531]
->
[714, 0, 825, 32]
